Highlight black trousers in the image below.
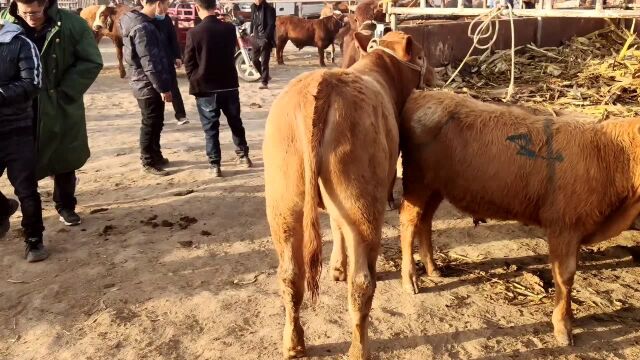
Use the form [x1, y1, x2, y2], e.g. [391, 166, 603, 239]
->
[53, 171, 77, 212]
[252, 38, 272, 85]
[169, 67, 186, 120]
[136, 91, 166, 166]
[195, 90, 249, 165]
[0, 130, 44, 238]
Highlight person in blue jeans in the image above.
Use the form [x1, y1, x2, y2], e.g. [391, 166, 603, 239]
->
[184, 0, 251, 177]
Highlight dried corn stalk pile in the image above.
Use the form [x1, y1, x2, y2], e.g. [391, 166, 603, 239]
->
[443, 22, 640, 120]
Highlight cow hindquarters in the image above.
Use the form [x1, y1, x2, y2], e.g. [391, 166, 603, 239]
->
[548, 230, 580, 346]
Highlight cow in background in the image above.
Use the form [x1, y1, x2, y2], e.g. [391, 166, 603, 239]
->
[80, 4, 130, 78]
[275, 13, 347, 67]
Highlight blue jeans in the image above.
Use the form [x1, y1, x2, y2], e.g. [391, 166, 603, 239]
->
[196, 90, 249, 166]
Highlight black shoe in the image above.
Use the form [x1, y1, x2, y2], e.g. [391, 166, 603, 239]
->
[236, 156, 253, 168]
[259, 84, 268, 90]
[211, 164, 222, 178]
[58, 208, 82, 226]
[25, 239, 49, 263]
[143, 164, 168, 176]
[1, 198, 19, 239]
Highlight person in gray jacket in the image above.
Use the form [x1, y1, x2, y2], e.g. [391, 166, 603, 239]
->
[0, 20, 47, 262]
[121, 0, 173, 176]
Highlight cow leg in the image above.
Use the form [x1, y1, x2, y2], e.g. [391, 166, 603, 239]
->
[320, 181, 382, 359]
[329, 216, 347, 281]
[115, 38, 126, 79]
[269, 212, 306, 358]
[276, 40, 286, 65]
[331, 43, 336, 63]
[417, 192, 444, 278]
[400, 190, 442, 294]
[318, 47, 327, 67]
[345, 224, 378, 360]
[548, 231, 580, 346]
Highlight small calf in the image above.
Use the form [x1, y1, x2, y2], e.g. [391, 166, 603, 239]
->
[399, 90, 640, 346]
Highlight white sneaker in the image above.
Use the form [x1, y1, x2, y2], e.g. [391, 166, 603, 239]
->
[177, 117, 190, 125]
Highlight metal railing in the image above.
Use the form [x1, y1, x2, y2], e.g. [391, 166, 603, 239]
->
[385, 0, 640, 29]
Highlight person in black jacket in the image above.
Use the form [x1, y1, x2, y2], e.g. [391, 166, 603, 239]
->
[153, 15, 189, 125]
[121, 0, 174, 176]
[0, 20, 48, 262]
[250, 0, 275, 89]
[185, 0, 252, 177]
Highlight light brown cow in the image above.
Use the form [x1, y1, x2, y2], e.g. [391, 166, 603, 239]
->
[276, 14, 346, 67]
[264, 31, 432, 359]
[80, 4, 130, 78]
[399, 90, 640, 347]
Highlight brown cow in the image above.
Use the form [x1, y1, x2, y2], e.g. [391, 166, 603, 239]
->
[399, 90, 640, 347]
[264, 31, 432, 359]
[341, 0, 387, 68]
[80, 4, 130, 78]
[275, 14, 346, 67]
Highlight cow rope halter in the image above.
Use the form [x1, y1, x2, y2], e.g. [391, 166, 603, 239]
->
[366, 38, 428, 90]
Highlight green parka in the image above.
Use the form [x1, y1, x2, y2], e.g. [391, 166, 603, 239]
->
[1, 0, 103, 179]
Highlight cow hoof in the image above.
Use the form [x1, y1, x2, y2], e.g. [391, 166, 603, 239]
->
[427, 269, 442, 278]
[554, 330, 574, 347]
[284, 347, 305, 359]
[332, 267, 346, 282]
[119, 71, 126, 79]
[402, 274, 419, 295]
[348, 344, 368, 360]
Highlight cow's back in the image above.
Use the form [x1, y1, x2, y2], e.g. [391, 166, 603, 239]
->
[401, 91, 632, 231]
[265, 68, 398, 206]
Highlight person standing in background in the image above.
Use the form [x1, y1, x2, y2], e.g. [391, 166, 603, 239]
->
[250, 0, 275, 90]
[184, 0, 252, 178]
[120, 0, 174, 176]
[153, 12, 189, 125]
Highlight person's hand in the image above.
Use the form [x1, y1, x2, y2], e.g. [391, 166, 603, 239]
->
[175, 59, 183, 68]
[162, 92, 173, 102]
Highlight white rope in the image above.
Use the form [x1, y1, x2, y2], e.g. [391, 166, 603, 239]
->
[444, 4, 516, 101]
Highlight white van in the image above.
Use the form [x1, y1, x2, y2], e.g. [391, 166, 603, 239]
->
[298, 2, 325, 18]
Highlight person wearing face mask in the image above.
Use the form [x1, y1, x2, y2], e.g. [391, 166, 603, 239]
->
[120, 0, 174, 176]
[0, 0, 103, 228]
[152, 9, 189, 126]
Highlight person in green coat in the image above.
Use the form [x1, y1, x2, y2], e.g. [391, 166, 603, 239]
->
[1, 0, 102, 226]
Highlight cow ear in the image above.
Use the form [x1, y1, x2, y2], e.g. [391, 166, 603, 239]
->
[403, 35, 413, 59]
[354, 31, 374, 54]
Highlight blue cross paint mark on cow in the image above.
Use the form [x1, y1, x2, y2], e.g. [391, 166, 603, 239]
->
[506, 122, 564, 163]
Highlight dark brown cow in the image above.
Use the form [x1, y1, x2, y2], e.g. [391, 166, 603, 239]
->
[275, 14, 346, 67]
[80, 4, 130, 78]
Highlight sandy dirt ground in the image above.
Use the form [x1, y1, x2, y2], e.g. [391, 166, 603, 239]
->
[2, 41, 640, 360]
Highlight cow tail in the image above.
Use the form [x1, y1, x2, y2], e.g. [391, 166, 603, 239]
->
[303, 77, 331, 304]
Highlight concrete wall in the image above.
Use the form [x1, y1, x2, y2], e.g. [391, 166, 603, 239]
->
[400, 18, 607, 67]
